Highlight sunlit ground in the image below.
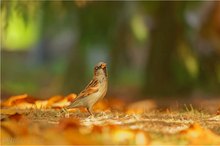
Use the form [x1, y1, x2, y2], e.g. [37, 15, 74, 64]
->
[1, 94, 220, 145]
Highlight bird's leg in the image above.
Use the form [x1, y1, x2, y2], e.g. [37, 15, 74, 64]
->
[61, 107, 69, 118]
[87, 107, 93, 116]
[61, 107, 67, 113]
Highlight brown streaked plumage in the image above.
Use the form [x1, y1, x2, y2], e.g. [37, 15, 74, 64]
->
[66, 62, 108, 115]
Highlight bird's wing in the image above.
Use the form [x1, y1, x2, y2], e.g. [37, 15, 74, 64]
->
[76, 78, 99, 99]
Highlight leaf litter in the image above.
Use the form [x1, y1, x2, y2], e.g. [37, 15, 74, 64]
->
[1, 94, 220, 145]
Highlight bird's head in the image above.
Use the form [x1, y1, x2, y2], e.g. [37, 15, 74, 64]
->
[94, 62, 107, 77]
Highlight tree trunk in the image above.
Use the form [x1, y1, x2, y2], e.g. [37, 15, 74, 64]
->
[144, 2, 187, 96]
[198, 2, 220, 93]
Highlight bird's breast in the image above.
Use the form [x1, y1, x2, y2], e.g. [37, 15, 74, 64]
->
[98, 80, 107, 97]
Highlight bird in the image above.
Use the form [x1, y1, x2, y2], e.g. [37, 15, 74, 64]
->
[66, 62, 108, 115]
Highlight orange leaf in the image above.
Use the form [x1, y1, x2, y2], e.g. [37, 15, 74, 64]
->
[51, 94, 76, 108]
[1, 94, 28, 107]
[47, 95, 63, 107]
[93, 100, 109, 111]
[126, 100, 157, 114]
[180, 123, 220, 144]
[58, 118, 81, 130]
[35, 100, 48, 109]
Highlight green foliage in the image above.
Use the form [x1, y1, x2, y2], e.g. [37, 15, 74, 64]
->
[1, 1, 220, 97]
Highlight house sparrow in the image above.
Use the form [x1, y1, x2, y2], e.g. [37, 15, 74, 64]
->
[66, 62, 108, 115]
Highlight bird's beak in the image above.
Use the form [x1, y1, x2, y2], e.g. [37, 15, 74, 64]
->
[101, 63, 107, 69]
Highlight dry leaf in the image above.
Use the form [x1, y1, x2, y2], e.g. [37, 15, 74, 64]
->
[35, 100, 48, 109]
[58, 118, 81, 130]
[51, 94, 76, 108]
[126, 99, 157, 114]
[93, 100, 109, 111]
[46, 95, 63, 107]
[1, 94, 28, 107]
[180, 123, 220, 144]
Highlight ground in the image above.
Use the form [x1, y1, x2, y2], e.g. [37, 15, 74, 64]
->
[1, 94, 220, 145]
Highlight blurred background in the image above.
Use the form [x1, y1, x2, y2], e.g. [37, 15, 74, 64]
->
[1, 1, 220, 101]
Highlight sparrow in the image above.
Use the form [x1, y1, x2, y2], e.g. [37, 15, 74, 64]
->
[66, 62, 108, 115]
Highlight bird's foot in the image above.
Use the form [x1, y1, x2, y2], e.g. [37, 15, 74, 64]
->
[61, 107, 70, 118]
[87, 108, 93, 116]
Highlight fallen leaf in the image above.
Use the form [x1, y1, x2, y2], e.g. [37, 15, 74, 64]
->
[35, 100, 48, 109]
[1, 108, 19, 115]
[58, 118, 81, 130]
[180, 123, 220, 145]
[46, 95, 63, 107]
[217, 107, 220, 115]
[51, 94, 76, 108]
[93, 100, 109, 111]
[126, 99, 157, 114]
[8, 113, 24, 121]
[1, 94, 28, 107]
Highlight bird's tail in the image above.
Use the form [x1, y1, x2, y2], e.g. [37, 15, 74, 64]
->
[66, 99, 81, 109]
